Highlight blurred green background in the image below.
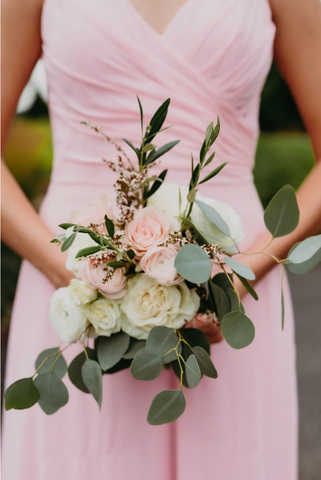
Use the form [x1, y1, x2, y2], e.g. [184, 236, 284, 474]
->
[2, 63, 320, 479]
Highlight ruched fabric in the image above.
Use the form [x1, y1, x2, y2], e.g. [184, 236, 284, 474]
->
[2, 1, 298, 479]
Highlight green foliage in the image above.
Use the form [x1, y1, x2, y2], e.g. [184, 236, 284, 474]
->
[34, 372, 69, 415]
[75, 246, 102, 258]
[122, 338, 146, 359]
[35, 348, 67, 378]
[192, 346, 217, 378]
[61, 233, 76, 252]
[130, 349, 163, 381]
[5, 377, 40, 411]
[287, 235, 321, 264]
[174, 244, 212, 283]
[68, 348, 97, 393]
[195, 199, 231, 237]
[104, 215, 115, 238]
[221, 311, 255, 349]
[81, 359, 103, 410]
[147, 389, 186, 425]
[264, 185, 299, 238]
[97, 333, 130, 371]
[223, 257, 256, 281]
[179, 328, 210, 354]
[234, 274, 259, 300]
[185, 354, 201, 388]
[208, 281, 230, 321]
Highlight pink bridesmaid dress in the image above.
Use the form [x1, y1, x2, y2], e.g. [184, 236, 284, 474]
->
[2, 0, 298, 478]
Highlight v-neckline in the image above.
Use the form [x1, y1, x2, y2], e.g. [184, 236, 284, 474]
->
[121, 0, 192, 37]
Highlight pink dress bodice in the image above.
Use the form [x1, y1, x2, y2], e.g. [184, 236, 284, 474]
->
[42, 0, 275, 186]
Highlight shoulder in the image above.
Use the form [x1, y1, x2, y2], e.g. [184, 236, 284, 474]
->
[267, 0, 321, 26]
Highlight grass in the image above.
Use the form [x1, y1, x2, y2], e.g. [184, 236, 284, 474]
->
[254, 132, 315, 208]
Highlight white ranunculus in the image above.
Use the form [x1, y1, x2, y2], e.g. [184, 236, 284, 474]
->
[85, 297, 121, 337]
[147, 182, 189, 219]
[68, 278, 98, 305]
[120, 276, 200, 340]
[191, 195, 244, 254]
[65, 230, 97, 276]
[50, 287, 89, 343]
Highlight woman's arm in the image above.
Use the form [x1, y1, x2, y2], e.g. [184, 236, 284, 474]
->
[243, 0, 321, 289]
[1, 0, 73, 288]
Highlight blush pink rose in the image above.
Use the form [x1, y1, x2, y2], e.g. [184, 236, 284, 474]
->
[125, 206, 180, 256]
[69, 195, 115, 234]
[78, 259, 127, 300]
[140, 244, 183, 285]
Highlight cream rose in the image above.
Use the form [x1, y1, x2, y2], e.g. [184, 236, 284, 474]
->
[125, 206, 180, 256]
[120, 276, 200, 340]
[147, 182, 188, 219]
[140, 244, 182, 285]
[78, 259, 127, 300]
[69, 195, 116, 234]
[50, 287, 89, 343]
[85, 297, 121, 337]
[191, 195, 244, 254]
[65, 229, 97, 276]
[68, 278, 98, 305]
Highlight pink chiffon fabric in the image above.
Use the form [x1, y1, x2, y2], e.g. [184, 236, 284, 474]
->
[2, 0, 298, 478]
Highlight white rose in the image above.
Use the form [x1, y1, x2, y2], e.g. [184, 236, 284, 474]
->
[120, 276, 200, 340]
[50, 287, 89, 343]
[65, 230, 97, 276]
[68, 278, 98, 305]
[191, 195, 244, 254]
[147, 182, 189, 219]
[85, 297, 121, 337]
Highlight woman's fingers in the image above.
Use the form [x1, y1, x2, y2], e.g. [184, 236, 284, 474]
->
[186, 314, 224, 344]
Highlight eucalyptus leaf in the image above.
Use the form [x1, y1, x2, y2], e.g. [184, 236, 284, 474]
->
[34, 372, 69, 415]
[234, 273, 259, 301]
[81, 359, 103, 410]
[97, 332, 130, 371]
[226, 288, 245, 313]
[185, 354, 201, 388]
[192, 346, 218, 378]
[147, 389, 186, 425]
[286, 246, 321, 275]
[211, 272, 233, 292]
[75, 246, 102, 259]
[208, 281, 231, 320]
[287, 235, 321, 264]
[264, 185, 299, 238]
[130, 348, 163, 381]
[68, 348, 97, 393]
[195, 200, 231, 237]
[223, 257, 256, 281]
[179, 327, 210, 354]
[35, 348, 67, 379]
[146, 326, 179, 359]
[122, 338, 146, 360]
[5, 377, 40, 411]
[198, 162, 228, 185]
[221, 311, 255, 349]
[174, 244, 212, 283]
[61, 233, 76, 252]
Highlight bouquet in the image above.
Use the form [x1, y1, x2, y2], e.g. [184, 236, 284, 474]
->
[5, 98, 321, 425]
